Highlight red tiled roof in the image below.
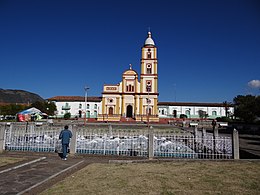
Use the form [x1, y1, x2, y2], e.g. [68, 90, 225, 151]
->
[47, 96, 102, 102]
[158, 102, 232, 107]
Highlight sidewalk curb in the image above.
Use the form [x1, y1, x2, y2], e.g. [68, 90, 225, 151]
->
[0, 156, 46, 174]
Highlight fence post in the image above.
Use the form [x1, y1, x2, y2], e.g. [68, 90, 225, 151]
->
[213, 126, 219, 156]
[148, 126, 154, 160]
[194, 126, 198, 141]
[213, 126, 219, 138]
[232, 128, 240, 159]
[202, 127, 206, 145]
[70, 125, 77, 155]
[0, 125, 5, 153]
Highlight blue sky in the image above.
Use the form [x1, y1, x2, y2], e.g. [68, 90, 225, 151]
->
[0, 0, 259, 103]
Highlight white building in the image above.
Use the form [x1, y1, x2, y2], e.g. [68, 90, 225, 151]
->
[158, 102, 234, 119]
[47, 96, 102, 119]
[47, 96, 233, 120]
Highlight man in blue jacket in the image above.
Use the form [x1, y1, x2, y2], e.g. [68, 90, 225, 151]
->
[59, 125, 72, 160]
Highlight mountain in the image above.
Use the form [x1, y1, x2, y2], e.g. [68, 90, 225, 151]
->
[0, 89, 44, 104]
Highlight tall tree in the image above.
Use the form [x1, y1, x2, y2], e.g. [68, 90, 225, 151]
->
[233, 95, 259, 122]
[31, 101, 56, 115]
[223, 101, 232, 117]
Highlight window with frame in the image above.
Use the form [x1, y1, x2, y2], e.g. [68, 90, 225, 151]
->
[87, 104, 90, 109]
[146, 64, 152, 74]
[146, 81, 152, 92]
[185, 110, 190, 116]
[86, 111, 90, 118]
[126, 84, 134, 92]
[173, 110, 177, 118]
[147, 52, 151, 59]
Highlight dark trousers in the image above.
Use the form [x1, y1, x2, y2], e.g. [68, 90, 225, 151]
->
[62, 143, 69, 159]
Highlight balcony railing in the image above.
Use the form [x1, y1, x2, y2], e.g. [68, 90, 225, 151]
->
[62, 105, 71, 110]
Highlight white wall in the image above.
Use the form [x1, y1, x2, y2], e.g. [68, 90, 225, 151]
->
[158, 105, 234, 119]
[54, 101, 102, 118]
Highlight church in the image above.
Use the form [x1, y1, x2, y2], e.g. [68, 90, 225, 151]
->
[47, 32, 233, 121]
[97, 32, 159, 122]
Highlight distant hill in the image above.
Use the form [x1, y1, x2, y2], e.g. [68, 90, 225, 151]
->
[0, 89, 44, 104]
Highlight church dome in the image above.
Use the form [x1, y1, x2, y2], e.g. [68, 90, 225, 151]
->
[144, 31, 155, 46]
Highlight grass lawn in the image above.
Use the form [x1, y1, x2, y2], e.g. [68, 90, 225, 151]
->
[41, 160, 260, 195]
[0, 157, 26, 167]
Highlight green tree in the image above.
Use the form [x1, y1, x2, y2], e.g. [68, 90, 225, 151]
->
[64, 112, 71, 119]
[31, 101, 57, 115]
[0, 104, 28, 116]
[198, 110, 208, 119]
[180, 114, 187, 119]
[233, 95, 259, 123]
[223, 101, 232, 117]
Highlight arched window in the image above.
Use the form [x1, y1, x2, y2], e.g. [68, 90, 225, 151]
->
[79, 104, 82, 109]
[185, 110, 190, 116]
[162, 110, 165, 115]
[94, 104, 97, 109]
[126, 84, 134, 92]
[146, 81, 152, 92]
[147, 107, 152, 115]
[173, 110, 177, 118]
[94, 110, 97, 118]
[146, 64, 152, 74]
[87, 104, 90, 109]
[147, 52, 151, 59]
[86, 111, 90, 118]
[212, 111, 217, 116]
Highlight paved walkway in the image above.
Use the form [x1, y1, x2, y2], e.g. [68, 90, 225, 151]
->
[0, 154, 80, 194]
[0, 152, 144, 195]
[239, 134, 260, 159]
[0, 152, 110, 195]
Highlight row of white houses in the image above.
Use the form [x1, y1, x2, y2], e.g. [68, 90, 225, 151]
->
[47, 96, 233, 120]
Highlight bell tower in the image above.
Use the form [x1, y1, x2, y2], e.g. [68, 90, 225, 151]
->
[139, 31, 159, 122]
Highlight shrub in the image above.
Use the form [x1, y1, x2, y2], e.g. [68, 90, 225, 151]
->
[64, 113, 71, 119]
[180, 114, 187, 119]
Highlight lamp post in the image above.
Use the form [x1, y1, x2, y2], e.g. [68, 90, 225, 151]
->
[146, 83, 153, 160]
[84, 86, 90, 126]
[146, 84, 151, 128]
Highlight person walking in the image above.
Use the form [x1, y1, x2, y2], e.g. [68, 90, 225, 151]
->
[59, 125, 72, 160]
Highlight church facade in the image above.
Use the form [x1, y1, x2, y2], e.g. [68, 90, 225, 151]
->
[97, 32, 159, 122]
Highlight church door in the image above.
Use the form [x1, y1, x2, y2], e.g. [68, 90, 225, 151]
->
[126, 105, 133, 118]
[109, 107, 113, 115]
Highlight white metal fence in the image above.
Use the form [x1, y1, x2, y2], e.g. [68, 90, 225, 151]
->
[2, 124, 234, 159]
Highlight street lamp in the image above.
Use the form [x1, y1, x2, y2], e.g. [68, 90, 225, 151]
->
[84, 86, 90, 126]
[146, 83, 151, 127]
